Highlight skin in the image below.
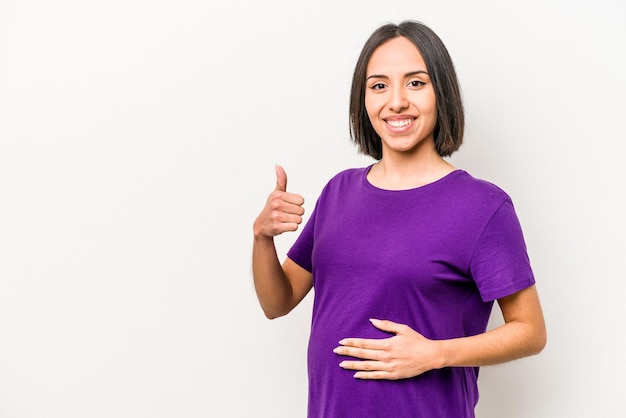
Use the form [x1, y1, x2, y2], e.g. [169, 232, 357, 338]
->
[364, 36, 454, 190]
[252, 36, 546, 380]
[252, 164, 312, 320]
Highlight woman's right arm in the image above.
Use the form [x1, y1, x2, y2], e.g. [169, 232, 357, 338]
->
[252, 165, 313, 319]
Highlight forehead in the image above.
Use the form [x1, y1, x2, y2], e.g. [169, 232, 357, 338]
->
[367, 36, 427, 75]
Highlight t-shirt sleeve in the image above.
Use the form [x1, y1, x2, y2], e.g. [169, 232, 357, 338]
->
[286, 203, 317, 273]
[469, 199, 536, 302]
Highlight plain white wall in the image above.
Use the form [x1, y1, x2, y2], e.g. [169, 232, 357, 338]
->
[1, 0, 624, 417]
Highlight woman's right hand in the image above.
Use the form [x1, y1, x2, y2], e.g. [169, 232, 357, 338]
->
[253, 165, 305, 239]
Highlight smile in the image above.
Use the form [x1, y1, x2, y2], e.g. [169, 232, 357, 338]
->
[385, 118, 415, 128]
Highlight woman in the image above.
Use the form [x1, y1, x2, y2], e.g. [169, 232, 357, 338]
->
[252, 20, 546, 418]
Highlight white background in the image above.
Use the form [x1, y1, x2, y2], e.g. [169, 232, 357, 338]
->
[1, 0, 624, 417]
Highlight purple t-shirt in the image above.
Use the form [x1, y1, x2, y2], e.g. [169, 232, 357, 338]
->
[287, 166, 535, 418]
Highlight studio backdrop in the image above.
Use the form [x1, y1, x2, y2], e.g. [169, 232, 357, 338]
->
[0, 0, 624, 417]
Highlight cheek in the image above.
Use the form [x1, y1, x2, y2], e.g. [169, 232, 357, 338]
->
[364, 96, 382, 123]
[422, 91, 438, 115]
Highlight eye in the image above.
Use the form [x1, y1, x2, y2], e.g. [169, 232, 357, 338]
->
[408, 80, 426, 88]
[370, 82, 387, 91]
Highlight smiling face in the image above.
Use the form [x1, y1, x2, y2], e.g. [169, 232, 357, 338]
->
[364, 36, 438, 159]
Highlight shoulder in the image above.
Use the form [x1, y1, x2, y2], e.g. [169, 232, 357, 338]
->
[328, 166, 369, 183]
[321, 165, 370, 191]
[450, 170, 512, 202]
[310, 166, 371, 210]
[444, 171, 516, 221]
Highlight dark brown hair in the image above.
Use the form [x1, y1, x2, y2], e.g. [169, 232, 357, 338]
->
[349, 20, 464, 159]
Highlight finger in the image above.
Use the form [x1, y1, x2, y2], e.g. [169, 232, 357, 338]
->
[263, 218, 301, 236]
[337, 337, 387, 350]
[353, 370, 394, 380]
[352, 371, 393, 380]
[275, 164, 287, 192]
[271, 211, 303, 227]
[339, 360, 382, 372]
[268, 196, 304, 217]
[281, 193, 305, 208]
[369, 318, 406, 335]
[334, 346, 383, 361]
[276, 222, 301, 233]
[339, 361, 407, 380]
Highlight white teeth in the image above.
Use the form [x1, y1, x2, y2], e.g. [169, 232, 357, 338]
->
[386, 119, 412, 128]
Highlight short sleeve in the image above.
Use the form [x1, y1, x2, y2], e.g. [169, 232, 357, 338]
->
[469, 199, 536, 302]
[286, 203, 317, 272]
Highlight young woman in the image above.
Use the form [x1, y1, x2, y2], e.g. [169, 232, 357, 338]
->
[252, 20, 546, 418]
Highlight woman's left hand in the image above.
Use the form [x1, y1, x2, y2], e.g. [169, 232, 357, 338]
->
[333, 319, 443, 380]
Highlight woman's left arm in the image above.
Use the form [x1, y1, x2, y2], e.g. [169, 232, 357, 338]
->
[334, 285, 546, 380]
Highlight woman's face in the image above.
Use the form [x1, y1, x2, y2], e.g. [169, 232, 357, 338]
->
[364, 36, 438, 158]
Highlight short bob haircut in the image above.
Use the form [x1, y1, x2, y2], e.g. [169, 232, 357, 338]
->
[349, 20, 464, 159]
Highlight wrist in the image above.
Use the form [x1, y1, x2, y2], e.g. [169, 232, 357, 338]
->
[253, 218, 269, 240]
[253, 226, 274, 242]
[435, 338, 454, 369]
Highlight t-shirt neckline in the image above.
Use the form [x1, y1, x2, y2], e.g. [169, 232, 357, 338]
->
[362, 164, 465, 194]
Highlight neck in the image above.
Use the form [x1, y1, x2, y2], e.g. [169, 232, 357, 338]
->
[368, 151, 456, 190]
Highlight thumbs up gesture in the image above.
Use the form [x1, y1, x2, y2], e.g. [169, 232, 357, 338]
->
[253, 165, 305, 239]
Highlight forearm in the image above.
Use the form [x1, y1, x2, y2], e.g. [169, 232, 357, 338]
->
[252, 235, 296, 319]
[334, 288, 546, 380]
[334, 316, 546, 380]
[438, 319, 546, 369]
[440, 285, 546, 369]
[251, 164, 308, 319]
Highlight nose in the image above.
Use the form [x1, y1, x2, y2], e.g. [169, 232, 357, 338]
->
[388, 85, 409, 112]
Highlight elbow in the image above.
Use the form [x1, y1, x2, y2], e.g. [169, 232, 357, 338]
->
[536, 330, 548, 354]
[264, 311, 282, 320]
[259, 296, 298, 320]
[262, 306, 290, 320]
[529, 325, 548, 356]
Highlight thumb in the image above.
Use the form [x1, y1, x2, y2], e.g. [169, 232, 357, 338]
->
[275, 164, 287, 192]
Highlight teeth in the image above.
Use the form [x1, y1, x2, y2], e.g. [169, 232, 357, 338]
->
[387, 119, 412, 128]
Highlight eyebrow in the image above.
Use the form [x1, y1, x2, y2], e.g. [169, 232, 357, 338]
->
[366, 70, 429, 80]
